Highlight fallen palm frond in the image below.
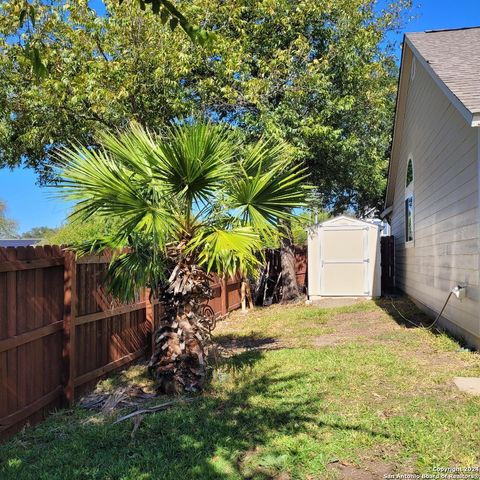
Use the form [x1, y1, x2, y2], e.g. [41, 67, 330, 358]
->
[114, 397, 197, 424]
[79, 386, 155, 413]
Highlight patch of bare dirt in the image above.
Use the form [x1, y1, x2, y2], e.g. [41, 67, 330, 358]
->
[309, 297, 370, 308]
[403, 348, 469, 371]
[313, 310, 397, 348]
[216, 298, 480, 377]
[327, 459, 394, 479]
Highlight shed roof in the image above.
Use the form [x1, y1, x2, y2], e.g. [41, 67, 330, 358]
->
[406, 27, 480, 116]
[314, 215, 379, 229]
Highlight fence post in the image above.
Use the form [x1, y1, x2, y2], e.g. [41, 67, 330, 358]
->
[221, 277, 229, 315]
[62, 250, 76, 407]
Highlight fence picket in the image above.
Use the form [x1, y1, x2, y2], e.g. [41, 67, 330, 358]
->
[62, 251, 76, 407]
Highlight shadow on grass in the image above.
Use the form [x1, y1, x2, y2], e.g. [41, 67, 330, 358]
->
[375, 296, 432, 329]
[0, 375, 311, 479]
[374, 296, 473, 348]
[0, 348, 393, 480]
[215, 349, 266, 373]
[3, 305, 409, 479]
[213, 333, 282, 352]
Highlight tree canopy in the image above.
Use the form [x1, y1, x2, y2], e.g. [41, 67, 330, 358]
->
[0, 201, 18, 237]
[43, 213, 120, 246]
[21, 225, 57, 239]
[0, 0, 411, 212]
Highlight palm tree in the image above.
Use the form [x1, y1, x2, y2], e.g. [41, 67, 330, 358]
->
[55, 123, 307, 393]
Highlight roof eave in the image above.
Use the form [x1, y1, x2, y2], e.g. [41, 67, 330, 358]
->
[384, 35, 480, 211]
[384, 35, 408, 210]
[471, 113, 480, 127]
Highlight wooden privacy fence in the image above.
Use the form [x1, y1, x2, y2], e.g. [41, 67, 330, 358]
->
[0, 246, 241, 440]
[380, 236, 395, 294]
[294, 245, 307, 290]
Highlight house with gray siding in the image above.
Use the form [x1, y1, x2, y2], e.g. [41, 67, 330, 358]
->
[383, 27, 480, 348]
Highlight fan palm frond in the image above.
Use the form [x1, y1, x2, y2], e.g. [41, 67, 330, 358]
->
[152, 123, 237, 206]
[227, 139, 309, 233]
[188, 226, 262, 278]
[96, 122, 159, 177]
[54, 137, 176, 252]
[105, 248, 167, 302]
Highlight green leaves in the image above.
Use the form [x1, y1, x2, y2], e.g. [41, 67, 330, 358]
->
[132, 0, 214, 46]
[25, 44, 47, 79]
[188, 226, 262, 278]
[1, 0, 405, 212]
[53, 140, 175, 254]
[16, 3, 47, 79]
[227, 138, 309, 233]
[151, 123, 235, 205]
[19, 8, 27, 26]
[15, 0, 212, 84]
[0, 201, 18, 238]
[55, 122, 307, 286]
[104, 243, 167, 302]
[18, 3, 35, 28]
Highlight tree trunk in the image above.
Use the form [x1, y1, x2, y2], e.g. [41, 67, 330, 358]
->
[148, 263, 212, 394]
[241, 278, 254, 312]
[280, 223, 300, 303]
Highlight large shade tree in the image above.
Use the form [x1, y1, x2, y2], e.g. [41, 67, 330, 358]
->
[1, 0, 410, 212]
[1, 0, 411, 302]
[55, 122, 307, 393]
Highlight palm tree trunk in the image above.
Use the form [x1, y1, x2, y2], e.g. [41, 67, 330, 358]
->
[280, 221, 300, 303]
[148, 263, 211, 394]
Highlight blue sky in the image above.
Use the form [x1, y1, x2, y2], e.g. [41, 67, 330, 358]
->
[1, 0, 479, 234]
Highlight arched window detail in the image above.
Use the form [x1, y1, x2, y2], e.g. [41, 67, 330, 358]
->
[406, 158, 414, 188]
[405, 156, 414, 244]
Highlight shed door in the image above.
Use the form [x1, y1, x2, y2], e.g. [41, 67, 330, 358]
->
[320, 227, 370, 296]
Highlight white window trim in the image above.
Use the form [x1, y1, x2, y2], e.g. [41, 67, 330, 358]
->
[405, 155, 414, 247]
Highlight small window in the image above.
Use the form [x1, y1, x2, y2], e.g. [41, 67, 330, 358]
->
[406, 158, 413, 187]
[405, 195, 414, 242]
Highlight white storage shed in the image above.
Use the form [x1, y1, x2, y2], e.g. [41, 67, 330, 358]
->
[307, 216, 381, 300]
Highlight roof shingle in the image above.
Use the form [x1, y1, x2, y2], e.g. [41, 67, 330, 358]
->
[406, 27, 480, 115]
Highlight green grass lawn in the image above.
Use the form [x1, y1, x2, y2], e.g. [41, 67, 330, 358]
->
[1, 299, 480, 479]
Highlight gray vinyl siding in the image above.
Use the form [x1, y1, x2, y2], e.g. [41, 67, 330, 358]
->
[390, 46, 480, 343]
